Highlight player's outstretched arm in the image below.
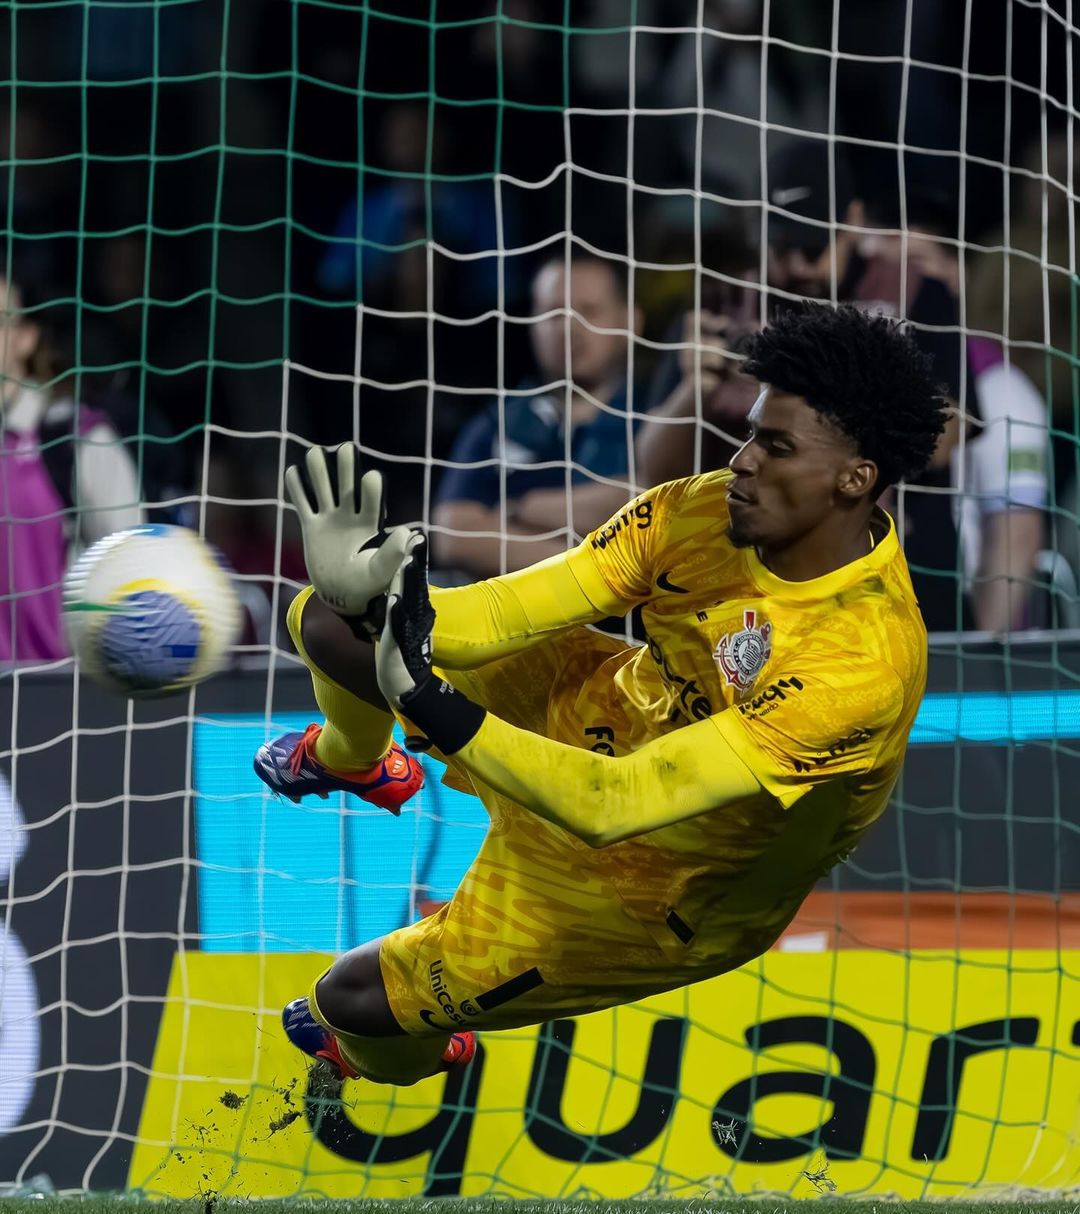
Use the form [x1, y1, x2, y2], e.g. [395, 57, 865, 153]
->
[378, 534, 764, 845]
[429, 544, 629, 670]
[429, 486, 668, 670]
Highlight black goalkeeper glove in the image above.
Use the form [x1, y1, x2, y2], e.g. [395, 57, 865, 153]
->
[375, 530, 487, 755]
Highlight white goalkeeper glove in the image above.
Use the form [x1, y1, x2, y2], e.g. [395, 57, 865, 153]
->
[376, 529, 486, 754]
[285, 443, 406, 636]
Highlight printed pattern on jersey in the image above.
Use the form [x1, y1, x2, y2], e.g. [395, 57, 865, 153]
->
[379, 471, 928, 1034]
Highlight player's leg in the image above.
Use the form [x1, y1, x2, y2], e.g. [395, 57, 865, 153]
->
[283, 937, 474, 1086]
[253, 587, 422, 812]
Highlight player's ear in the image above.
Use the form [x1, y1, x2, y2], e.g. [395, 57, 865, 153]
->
[837, 457, 878, 501]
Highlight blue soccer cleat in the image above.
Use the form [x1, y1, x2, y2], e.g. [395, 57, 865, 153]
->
[282, 996, 476, 1080]
[282, 996, 358, 1079]
[253, 723, 423, 815]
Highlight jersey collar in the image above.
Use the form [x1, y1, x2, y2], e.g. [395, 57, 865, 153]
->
[743, 506, 898, 602]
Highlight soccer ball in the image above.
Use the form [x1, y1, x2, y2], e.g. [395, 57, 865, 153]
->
[62, 524, 242, 698]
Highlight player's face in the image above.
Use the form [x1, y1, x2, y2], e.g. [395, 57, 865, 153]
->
[726, 388, 869, 550]
[530, 261, 631, 392]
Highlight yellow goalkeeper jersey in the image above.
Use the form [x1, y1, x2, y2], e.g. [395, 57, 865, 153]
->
[576, 470, 924, 960]
[451, 469, 926, 970]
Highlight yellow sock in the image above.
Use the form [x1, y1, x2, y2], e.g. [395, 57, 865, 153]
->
[308, 968, 448, 1087]
[287, 587, 395, 771]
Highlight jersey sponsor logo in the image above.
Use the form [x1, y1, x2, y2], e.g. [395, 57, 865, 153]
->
[585, 725, 616, 755]
[714, 609, 773, 692]
[656, 570, 689, 594]
[590, 499, 654, 550]
[791, 727, 873, 773]
[646, 634, 713, 721]
[738, 675, 804, 718]
[428, 959, 467, 1026]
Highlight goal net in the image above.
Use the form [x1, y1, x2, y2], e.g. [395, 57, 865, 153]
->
[2, 0, 1078, 1201]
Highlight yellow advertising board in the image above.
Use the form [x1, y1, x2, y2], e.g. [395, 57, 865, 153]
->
[130, 949, 1080, 1199]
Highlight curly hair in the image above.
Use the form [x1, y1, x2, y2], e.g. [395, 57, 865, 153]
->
[740, 303, 948, 490]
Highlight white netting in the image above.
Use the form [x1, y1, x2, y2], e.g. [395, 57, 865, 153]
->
[2, 0, 1078, 1200]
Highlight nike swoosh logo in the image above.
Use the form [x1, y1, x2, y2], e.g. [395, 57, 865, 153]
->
[657, 571, 689, 594]
[419, 1009, 440, 1029]
[771, 185, 812, 207]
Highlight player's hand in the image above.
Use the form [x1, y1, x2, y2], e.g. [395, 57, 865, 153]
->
[375, 529, 434, 709]
[285, 443, 404, 634]
[376, 530, 486, 755]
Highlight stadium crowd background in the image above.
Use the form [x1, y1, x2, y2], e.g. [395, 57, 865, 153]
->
[1, 0, 1076, 657]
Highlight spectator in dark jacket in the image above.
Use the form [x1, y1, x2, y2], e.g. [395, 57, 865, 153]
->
[433, 252, 647, 578]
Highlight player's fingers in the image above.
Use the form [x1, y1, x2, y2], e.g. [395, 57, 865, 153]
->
[357, 468, 384, 532]
[399, 531, 428, 600]
[335, 442, 357, 508]
[367, 524, 413, 591]
[305, 446, 335, 514]
[283, 465, 313, 521]
[384, 540, 409, 609]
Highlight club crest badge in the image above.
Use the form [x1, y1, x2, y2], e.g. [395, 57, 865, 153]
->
[715, 609, 773, 691]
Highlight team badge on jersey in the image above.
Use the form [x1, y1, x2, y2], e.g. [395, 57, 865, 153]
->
[714, 609, 773, 691]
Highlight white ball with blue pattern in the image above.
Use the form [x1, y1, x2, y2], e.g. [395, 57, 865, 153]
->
[62, 524, 242, 697]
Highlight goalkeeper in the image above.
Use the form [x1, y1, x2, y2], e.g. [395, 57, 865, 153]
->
[256, 303, 946, 1087]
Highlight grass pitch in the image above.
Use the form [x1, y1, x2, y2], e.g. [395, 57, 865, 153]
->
[4, 1200, 1080, 1214]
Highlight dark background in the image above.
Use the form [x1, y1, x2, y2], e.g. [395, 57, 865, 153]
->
[0, 0, 1075, 543]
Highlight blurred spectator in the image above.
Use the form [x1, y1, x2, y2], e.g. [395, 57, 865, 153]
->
[654, 0, 826, 201]
[765, 140, 868, 305]
[765, 139, 1047, 632]
[636, 228, 761, 485]
[432, 252, 645, 578]
[51, 244, 193, 523]
[0, 276, 141, 661]
[317, 101, 524, 318]
[967, 132, 1076, 430]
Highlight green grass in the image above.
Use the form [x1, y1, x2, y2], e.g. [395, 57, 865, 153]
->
[4, 1201, 1080, 1214]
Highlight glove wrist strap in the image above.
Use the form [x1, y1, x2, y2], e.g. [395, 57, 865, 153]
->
[399, 676, 486, 755]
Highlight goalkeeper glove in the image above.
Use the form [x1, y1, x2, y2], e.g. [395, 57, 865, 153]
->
[284, 443, 403, 636]
[376, 529, 487, 755]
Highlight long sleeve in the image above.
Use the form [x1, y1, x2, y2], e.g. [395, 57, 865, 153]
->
[452, 709, 762, 846]
[430, 544, 632, 669]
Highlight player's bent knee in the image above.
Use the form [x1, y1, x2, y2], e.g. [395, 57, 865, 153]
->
[298, 594, 382, 699]
[316, 940, 403, 1039]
